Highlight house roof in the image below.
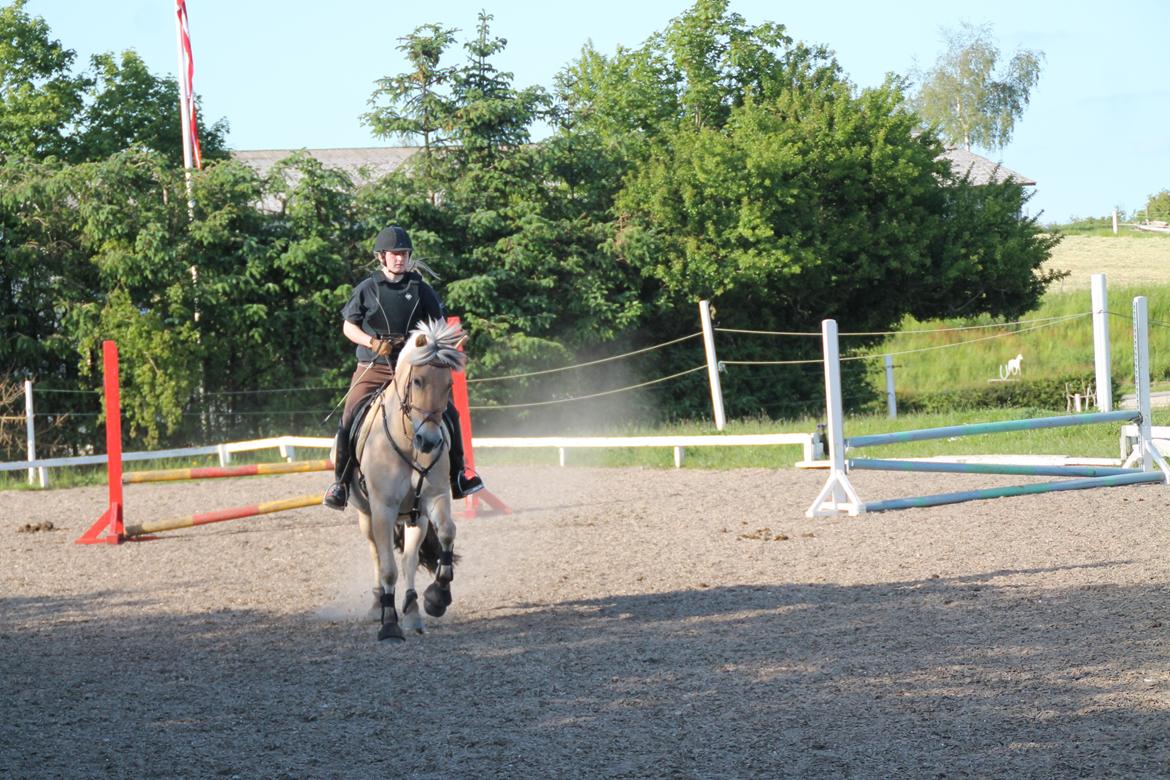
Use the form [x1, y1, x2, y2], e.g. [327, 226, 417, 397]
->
[939, 147, 1035, 186]
[231, 146, 419, 183]
[231, 145, 1035, 188]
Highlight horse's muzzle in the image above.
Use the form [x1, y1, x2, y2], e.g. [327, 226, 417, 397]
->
[414, 424, 443, 454]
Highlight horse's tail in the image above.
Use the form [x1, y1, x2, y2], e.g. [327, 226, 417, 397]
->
[393, 518, 459, 574]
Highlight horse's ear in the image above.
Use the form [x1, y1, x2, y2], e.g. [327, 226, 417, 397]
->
[415, 333, 427, 348]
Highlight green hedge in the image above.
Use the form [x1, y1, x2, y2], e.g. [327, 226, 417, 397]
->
[893, 375, 1120, 414]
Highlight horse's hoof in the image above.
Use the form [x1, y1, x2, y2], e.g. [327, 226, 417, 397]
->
[378, 623, 405, 642]
[424, 582, 452, 617]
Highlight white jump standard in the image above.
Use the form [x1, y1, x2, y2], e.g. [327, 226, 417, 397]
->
[807, 296, 1170, 517]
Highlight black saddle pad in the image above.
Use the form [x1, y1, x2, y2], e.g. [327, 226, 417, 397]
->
[347, 387, 386, 448]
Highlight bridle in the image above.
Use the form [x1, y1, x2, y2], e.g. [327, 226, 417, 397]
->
[380, 361, 452, 525]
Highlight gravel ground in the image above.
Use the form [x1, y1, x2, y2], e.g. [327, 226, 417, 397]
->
[3, 464, 1170, 779]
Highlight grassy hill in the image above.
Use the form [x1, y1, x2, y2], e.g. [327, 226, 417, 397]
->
[860, 234, 1170, 398]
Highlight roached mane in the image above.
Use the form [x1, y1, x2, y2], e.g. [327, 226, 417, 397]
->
[398, 319, 468, 371]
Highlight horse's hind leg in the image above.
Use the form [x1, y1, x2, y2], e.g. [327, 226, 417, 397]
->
[424, 499, 456, 618]
[399, 517, 427, 634]
[360, 508, 403, 642]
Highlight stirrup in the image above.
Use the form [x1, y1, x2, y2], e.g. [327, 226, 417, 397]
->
[322, 482, 348, 510]
[451, 473, 484, 500]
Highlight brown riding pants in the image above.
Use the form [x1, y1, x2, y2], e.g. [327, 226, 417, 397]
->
[341, 362, 396, 429]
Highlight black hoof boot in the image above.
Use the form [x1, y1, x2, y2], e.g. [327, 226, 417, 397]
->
[377, 590, 403, 641]
[378, 622, 405, 642]
[424, 582, 452, 617]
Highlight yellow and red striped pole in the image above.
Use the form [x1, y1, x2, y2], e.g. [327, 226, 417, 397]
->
[123, 459, 331, 484]
[124, 494, 321, 537]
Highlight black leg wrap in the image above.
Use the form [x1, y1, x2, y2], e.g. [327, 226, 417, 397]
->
[440, 550, 454, 566]
[378, 591, 404, 642]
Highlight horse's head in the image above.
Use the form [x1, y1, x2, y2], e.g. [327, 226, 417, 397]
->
[394, 319, 468, 454]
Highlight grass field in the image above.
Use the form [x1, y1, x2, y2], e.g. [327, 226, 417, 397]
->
[1041, 234, 1170, 292]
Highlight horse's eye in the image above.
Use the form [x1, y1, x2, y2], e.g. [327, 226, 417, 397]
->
[413, 378, 423, 388]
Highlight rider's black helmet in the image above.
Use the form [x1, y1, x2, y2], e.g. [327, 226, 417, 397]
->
[373, 225, 413, 253]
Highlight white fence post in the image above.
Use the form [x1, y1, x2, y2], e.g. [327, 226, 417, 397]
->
[24, 380, 47, 487]
[698, 300, 726, 431]
[884, 355, 897, 419]
[1091, 273, 1112, 412]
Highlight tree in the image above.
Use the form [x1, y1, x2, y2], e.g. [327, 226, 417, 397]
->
[0, 0, 86, 161]
[1143, 189, 1170, 222]
[364, 24, 458, 156]
[914, 22, 1042, 151]
[74, 49, 228, 166]
[0, 2, 226, 165]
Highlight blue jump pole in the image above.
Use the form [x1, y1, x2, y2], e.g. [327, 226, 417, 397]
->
[863, 470, 1165, 513]
[846, 410, 1139, 450]
[848, 458, 1141, 479]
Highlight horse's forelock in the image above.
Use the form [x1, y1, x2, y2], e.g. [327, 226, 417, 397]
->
[400, 319, 468, 370]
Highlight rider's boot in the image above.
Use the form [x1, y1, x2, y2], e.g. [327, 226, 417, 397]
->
[445, 405, 484, 500]
[322, 426, 352, 510]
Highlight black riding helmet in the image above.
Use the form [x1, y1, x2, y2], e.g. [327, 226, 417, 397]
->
[373, 225, 413, 253]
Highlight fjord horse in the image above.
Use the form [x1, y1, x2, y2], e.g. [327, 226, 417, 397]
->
[349, 319, 465, 641]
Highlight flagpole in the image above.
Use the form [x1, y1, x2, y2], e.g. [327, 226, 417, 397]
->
[175, 1, 206, 438]
[174, 1, 195, 211]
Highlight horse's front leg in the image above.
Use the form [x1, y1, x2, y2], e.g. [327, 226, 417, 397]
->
[361, 506, 403, 642]
[399, 514, 427, 635]
[424, 494, 456, 618]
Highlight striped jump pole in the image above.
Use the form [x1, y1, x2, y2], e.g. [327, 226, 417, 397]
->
[845, 410, 1139, 449]
[123, 459, 332, 484]
[124, 494, 321, 537]
[848, 458, 1142, 479]
[864, 471, 1166, 513]
[807, 295, 1169, 518]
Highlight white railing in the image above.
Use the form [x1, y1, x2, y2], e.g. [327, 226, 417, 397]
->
[1, 432, 818, 487]
[1, 435, 334, 488]
[473, 432, 818, 468]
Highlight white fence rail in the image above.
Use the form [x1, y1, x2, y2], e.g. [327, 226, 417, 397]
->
[473, 433, 818, 468]
[2, 432, 818, 487]
[1, 435, 334, 488]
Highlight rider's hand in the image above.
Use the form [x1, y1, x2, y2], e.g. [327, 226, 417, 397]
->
[370, 338, 393, 358]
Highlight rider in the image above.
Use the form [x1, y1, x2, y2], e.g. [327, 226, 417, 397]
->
[322, 225, 486, 510]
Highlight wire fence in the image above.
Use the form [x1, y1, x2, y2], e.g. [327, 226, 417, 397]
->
[4, 305, 1144, 461]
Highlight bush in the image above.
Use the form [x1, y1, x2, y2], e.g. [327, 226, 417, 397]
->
[894, 375, 1120, 414]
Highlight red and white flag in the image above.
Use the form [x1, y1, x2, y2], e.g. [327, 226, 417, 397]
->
[176, 0, 202, 169]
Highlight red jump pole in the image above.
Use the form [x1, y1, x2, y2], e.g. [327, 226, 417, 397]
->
[447, 316, 510, 518]
[124, 494, 321, 537]
[77, 340, 125, 544]
[123, 459, 333, 484]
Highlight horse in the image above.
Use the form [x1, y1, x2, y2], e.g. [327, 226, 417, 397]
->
[1006, 353, 1024, 377]
[348, 319, 466, 642]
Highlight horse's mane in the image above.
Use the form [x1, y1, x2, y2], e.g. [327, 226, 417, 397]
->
[398, 319, 468, 371]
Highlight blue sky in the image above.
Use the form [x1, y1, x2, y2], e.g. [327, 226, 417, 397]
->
[23, 0, 1170, 223]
